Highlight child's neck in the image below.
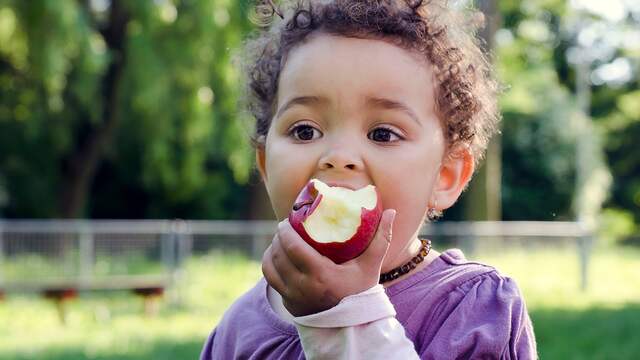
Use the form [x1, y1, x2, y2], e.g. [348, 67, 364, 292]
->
[381, 238, 440, 288]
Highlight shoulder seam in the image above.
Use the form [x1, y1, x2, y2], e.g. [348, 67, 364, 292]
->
[450, 268, 502, 296]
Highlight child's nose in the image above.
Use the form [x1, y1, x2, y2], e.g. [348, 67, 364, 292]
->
[318, 146, 363, 171]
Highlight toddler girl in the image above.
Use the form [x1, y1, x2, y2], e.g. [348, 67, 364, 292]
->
[201, 0, 537, 358]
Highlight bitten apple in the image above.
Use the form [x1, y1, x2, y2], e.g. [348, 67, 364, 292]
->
[288, 179, 383, 264]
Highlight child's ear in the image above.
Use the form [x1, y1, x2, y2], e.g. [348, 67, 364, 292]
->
[431, 146, 475, 211]
[256, 145, 268, 183]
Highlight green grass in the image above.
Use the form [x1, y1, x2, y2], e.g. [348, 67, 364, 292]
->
[475, 246, 640, 359]
[0, 252, 262, 360]
[2, 252, 165, 281]
[0, 246, 638, 359]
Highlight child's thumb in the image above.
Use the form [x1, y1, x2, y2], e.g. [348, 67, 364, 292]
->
[358, 209, 396, 269]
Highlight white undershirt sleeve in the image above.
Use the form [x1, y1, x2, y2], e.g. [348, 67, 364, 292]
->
[268, 284, 420, 360]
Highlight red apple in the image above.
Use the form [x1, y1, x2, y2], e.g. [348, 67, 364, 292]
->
[288, 179, 383, 264]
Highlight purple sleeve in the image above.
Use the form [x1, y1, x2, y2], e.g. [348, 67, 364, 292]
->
[199, 328, 216, 360]
[419, 274, 537, 359]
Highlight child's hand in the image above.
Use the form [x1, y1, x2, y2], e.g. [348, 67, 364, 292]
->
[262, 209, 396, 317]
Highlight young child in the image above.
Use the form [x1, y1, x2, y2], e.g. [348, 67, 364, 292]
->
[201, 0, 537, 358]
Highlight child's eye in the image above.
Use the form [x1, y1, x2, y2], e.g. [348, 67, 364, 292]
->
[368, 126, 403, 143]
[289, 124, 322, 141]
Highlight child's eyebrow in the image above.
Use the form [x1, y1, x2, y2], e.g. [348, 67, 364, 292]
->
[275, 95, 422, 128]
[365, 96, 422, 128]
[275, 95, 328, 119]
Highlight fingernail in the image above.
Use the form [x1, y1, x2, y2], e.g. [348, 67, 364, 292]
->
[386, 210, 396, 243]
[388, 209, 397, 224]
[277, 220, 287, 230]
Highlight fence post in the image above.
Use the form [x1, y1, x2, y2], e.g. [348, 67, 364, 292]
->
[460, 235, 477, 256]
[79, 224, 94, 284]
[161, 231, 175, 275]
[169, 220, 192, 306]
[251, 222, 272, 261]
[578, 234, 593, 291]
[176, 220, 192, 267]
[251, 233, 266, 261]
[0, 223, 4, 285]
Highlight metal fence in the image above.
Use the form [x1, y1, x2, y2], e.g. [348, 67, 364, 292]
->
[0, 219, 594, 295]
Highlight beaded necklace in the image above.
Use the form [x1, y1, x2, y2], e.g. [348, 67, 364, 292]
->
[379, 239, 432, 284]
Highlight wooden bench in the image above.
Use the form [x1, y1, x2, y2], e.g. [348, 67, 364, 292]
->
[0, 275, 171, 323]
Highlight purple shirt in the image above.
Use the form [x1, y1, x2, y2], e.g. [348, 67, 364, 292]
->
[200, 249, 537, 359]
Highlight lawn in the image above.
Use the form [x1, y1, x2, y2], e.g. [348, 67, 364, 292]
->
[0, 252, 262, 360]
[476, 247, 640, 359]
[0, 245, 638, 359]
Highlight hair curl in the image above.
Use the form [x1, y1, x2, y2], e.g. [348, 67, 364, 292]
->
[239, 0, 500, 169]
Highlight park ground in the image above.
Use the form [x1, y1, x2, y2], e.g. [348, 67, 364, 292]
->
[1, 245, 639, 359]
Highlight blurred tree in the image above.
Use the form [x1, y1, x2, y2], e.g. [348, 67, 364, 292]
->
[0, 0, 636, 226]
[560, 0, 640, 237]
[462, 0, 502, 221]
[496, 0, 586, 221]
[454, 0, 632, 224]
[451, 0, 584, 221]
[0, 0, 256, 219]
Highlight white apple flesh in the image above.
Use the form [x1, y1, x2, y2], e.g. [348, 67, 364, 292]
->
[288, 179, 383, 264]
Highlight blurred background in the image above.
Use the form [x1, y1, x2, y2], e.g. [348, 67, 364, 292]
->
[0, 0, 638, 359]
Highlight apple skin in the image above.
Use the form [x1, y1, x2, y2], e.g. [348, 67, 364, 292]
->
[288, 180, 383, 264]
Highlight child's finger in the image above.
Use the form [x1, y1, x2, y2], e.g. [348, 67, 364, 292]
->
[277, 219, 330, 273]
[355, 209, 396, 270]
[262, 244, 287, 296]
[271, 232, 303, 284]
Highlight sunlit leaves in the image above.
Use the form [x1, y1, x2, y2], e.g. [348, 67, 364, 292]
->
[0, 0, 254, 218]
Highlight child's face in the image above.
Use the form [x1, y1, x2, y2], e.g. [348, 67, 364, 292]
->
[257, 34, 473, 269]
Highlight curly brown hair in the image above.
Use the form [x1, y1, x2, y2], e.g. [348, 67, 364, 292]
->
[239, 0, 499, 168]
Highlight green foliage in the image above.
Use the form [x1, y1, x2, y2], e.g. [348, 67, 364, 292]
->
[494, 0, 640, 225]
[0, 0, 255, 219]
[0, 0, 637, 224]
[598, 88, 640, 226]
[496, 1, 582, 220]
[598, 207, 638, 246]
[551, 2, 639, 229]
